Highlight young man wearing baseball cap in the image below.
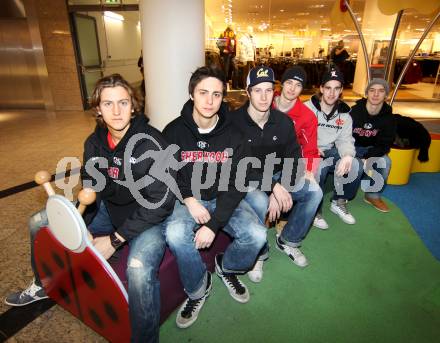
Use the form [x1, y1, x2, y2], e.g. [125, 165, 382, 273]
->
[350, 78, 396, 212]
[273, 66, 321, 180]
[230, 66, 322, 278]
[305, 67, 363, 229]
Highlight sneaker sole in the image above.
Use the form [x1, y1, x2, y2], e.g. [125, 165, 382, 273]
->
[363, 198, 390, 213]
[4, 295, 49, 307]
[215, 264, 250, 303]
[176, 277, 213, 329]
[275, 240, 309, 268]
[330, 206, 356, 224]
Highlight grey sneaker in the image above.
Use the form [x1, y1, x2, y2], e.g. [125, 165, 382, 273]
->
[275, 235, 309, 268]
[330, 199, 356, 224]
[176, 272, 212, 329]
[215, 254, 249, 303]
[5, 280, 48, 307]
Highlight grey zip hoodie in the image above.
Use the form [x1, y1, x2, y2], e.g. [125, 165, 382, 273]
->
[305, 95, 355, 157]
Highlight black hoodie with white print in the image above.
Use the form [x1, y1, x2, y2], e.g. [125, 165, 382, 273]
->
[350, 98, 396, 158]
[162, 100, 255, 234]
[82, 115, 175, 241]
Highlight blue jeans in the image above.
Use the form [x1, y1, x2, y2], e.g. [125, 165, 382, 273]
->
[245, 179, 323, 248]
[317, 148, 363, 210]
[29, 201, 165, 343]
[165, 199, 267, 299]
[355, 146, 392, 199]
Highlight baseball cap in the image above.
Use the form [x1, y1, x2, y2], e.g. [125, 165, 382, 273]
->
[246, 66, 275, 88]
[281, 66, 307, 86]
[321, 67, 344, 85]
[365, 78, 390, 96]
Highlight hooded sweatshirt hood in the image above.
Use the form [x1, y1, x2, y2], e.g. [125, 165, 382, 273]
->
[179, 99, 230, 139]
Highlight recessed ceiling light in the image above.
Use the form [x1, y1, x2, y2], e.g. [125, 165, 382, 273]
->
[280, 9, 285, 12]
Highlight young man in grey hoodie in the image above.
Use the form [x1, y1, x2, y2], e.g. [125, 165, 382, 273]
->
[305, 68, 363, 229]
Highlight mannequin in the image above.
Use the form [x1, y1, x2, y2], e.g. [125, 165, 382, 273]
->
[237, 26, 256, 88]
[217, 26, 236, 82]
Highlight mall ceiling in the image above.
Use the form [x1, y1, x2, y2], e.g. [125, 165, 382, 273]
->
[68, 0, 439, 38]
[205, 0, 439, 38]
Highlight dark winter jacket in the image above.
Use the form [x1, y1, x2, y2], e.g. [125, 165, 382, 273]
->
[350, 98, 396, 158]
[162, 100, 252, 233]
[229, 102, 302, 188]
[394, 114, 431, 162]
[82, 115, 175, 241]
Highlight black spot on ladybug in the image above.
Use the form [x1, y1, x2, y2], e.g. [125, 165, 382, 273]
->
[52, 252, 65, 269]
[89, 308, 104, 328]
[41, 261, 53, 278]
[58, 287, 71, 305]
[104, 302, 119, 322]
[81, 270, 96, 289]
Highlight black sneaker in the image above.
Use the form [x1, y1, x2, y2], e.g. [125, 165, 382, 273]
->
[215, 254, 249, 303]
[5, 280, 48, 307]
[176, 272, 212, 328]
[275, 235, 309, 268]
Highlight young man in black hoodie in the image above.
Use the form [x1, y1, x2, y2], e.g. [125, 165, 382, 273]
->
[350, 78, 396, 212]
[162, 66, 267, 329]
[230, 66, 322, 278]
[6, 74, 175, 343]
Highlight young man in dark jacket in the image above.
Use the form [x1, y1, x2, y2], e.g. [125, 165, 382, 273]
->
[162, 66, 267, 329]
[230, 66, 322, 278]
[350, 78, 396, 212]
[6, 74, 175, 343]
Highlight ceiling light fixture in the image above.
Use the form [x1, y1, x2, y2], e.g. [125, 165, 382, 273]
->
[104, 11, 124, 21]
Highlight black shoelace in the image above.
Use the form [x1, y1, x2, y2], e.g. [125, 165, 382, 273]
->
[223, 274, 245, 295]
[181, 298, 202, 318]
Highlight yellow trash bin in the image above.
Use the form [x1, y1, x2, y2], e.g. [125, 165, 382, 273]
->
[411, 134, 440, 173]
[388, 148, 416, 185]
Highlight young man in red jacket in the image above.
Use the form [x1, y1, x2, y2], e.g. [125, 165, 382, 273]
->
[272, 66, 320, 181]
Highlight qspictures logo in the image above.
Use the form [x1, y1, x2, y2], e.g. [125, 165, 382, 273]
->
[55, 134, 388, 209]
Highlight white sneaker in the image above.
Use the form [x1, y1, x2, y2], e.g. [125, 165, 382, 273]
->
[330, 199, 356, 224]
[275, 235, 308, 268]
[313, 214, 329, 230]
[247, 260, 264, 283]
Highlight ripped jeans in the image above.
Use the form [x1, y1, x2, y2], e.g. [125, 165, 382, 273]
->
[28, 201, 165, 343]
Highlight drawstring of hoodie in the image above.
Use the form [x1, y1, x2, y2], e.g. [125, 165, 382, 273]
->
[316, 100, 342, 133]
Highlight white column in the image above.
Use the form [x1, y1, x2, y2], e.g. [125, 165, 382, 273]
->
[352, 0, 396, 95]
[139, 0, 205, 130]
[303, 24, 321, 59]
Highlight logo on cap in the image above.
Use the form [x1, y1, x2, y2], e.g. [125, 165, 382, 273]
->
[331, 70, 338, 78]
[257, 68, 269, 78]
